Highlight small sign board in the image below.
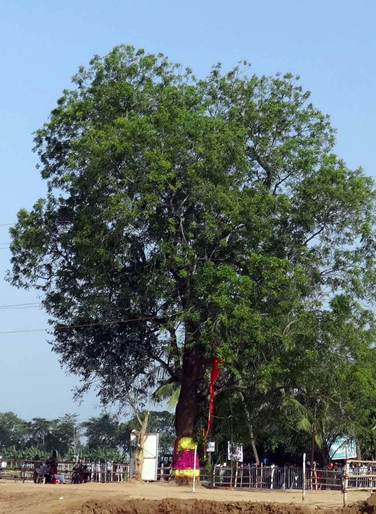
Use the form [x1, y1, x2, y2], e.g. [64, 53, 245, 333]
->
[207, 441, 215, 452]
[228, 442, 243, 462]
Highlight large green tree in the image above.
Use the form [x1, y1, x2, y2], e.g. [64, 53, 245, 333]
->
[83, 413, 128, 450]
[27, 418, 52, 448]
[0, 412, 28, 449]
[8, 46, 376, 445]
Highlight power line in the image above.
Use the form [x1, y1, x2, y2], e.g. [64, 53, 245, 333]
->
[0, 302, 40, 310]
[0, 328, 46, 335]
[0, 315, 158, 336]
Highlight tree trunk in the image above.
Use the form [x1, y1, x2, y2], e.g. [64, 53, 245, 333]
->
[175, 346, 207, 437]
[132, 411, 150, 480]
[240, 393, 260, 466]
[356, 441, 362, 460]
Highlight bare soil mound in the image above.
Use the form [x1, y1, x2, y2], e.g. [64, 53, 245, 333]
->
[75, 498, 310, 514]
[342, 492, 376, 514]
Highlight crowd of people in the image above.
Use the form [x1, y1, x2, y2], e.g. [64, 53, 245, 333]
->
[72, 461, 127, 482]
[33, 451, 66, 484]
[32, 456, 127, 484]
[348, 462, 376, 488]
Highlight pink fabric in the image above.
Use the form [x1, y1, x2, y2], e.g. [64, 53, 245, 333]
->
[174, 450, 199, 470]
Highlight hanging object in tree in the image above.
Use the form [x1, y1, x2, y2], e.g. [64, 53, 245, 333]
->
[205, 356, 223, 440]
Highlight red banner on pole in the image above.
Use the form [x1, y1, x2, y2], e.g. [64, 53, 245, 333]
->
[205, 357, 222, 440]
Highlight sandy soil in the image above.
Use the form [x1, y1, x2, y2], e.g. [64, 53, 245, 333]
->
[0, 480, 371, 514]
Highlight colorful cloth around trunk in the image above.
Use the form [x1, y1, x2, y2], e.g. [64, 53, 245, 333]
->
[173, 437, 199, 478]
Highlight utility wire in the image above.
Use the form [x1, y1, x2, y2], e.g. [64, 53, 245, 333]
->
[0, 328, 47, 335]
[0, 315, 158, 336]
[0, 302, 40, 310]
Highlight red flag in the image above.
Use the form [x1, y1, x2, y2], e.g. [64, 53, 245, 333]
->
[205, 357, 222, 439]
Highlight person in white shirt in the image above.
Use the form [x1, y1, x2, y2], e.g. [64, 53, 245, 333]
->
[0, 457, 6, 479]
[107, 461, 113, 482]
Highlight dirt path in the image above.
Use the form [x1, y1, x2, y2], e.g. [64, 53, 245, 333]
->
[0, 480, 370, 514]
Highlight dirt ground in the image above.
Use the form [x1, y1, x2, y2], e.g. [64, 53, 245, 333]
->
[0, 480, 371, 514]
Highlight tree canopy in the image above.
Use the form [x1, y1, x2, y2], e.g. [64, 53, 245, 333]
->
[8, 45, 376, 445]
[0, 412, 79, 457]
[82, 414, 127, 450]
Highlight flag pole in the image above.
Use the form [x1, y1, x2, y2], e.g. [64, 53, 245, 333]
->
[192, 445, 197, 493]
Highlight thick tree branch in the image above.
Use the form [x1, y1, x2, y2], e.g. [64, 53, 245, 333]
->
[272, 171, 295, 195]
[215, 384, 248, 397]
[249, 147, 273, 189]
[303, 225, 326, 246]
[125, 394, 143, 427]
[152, 354, 180, 382]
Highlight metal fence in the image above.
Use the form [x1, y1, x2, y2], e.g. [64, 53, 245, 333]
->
[2, 460, 308, 488]
[342, 460, 376, 506]
[310, 467, 343, 490]
[199, 463, 376, 494]
[199, 465, 305, 489]
[0, 459, 130, 483]
[157, 464, 317, 489]
[3, 458, 376, 497]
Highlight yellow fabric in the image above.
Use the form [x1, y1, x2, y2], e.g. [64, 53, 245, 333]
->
[173, 469, 200, 478]
[177, 437, 196, 451]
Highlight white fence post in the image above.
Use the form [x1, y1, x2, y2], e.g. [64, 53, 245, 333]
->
[343, 460, 349, 506]
[302, 453, 306, 501]
[313, 461, 317, 490]
[191, 446, 197, 493]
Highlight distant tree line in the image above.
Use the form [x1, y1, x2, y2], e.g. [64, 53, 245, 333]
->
[2, 397, 376, 466]
[0, 411, 174, 461]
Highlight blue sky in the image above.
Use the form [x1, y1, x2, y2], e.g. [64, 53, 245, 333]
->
[0, 0, 375, 421]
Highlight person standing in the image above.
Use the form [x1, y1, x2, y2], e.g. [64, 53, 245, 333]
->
[33, 456, 42, 483]
[0, 456, 6, 480]
[107, 461, 113, 482]
[46, 450, 58, 484]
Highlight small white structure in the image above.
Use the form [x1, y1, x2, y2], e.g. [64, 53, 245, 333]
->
[129, 433, 159, 481]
